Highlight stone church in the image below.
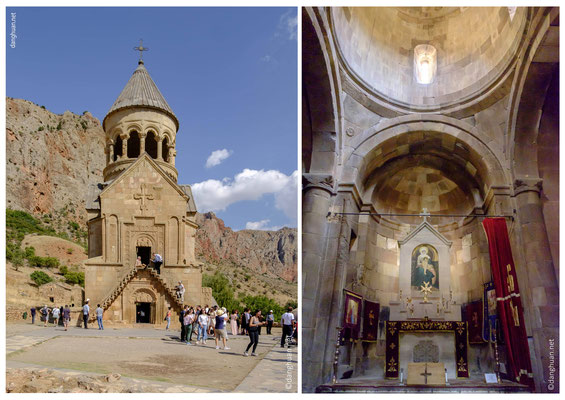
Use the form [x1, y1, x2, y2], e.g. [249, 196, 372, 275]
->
[85, 57, 212, 325]
[303, 7, 558, 393]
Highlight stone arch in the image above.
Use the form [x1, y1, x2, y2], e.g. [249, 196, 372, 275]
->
[131, 287, 156, 304]
[113, 135, 123, 162]
[343, 115, 508, 197]
[145, 131, 158, 159]
[125, 123, 143, 135]
[127, 130, 141, 158]
[133, 233, 157, 266]
[302, 7, 342, 174]
[508, 8, 559, 180]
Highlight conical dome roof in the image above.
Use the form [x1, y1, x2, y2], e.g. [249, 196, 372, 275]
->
[103, 61, 179, 130]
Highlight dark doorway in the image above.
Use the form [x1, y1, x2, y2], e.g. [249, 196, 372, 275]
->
[136, 302, 151, 323]
[137, 246, 151, 266]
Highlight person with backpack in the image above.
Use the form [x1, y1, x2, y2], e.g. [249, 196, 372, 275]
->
[40, 305, 49, 327]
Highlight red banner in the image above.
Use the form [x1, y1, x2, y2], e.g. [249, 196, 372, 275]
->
[482, 218, 534, 388]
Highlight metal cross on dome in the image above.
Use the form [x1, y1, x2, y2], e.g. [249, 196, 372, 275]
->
[133, 39, 149, 63]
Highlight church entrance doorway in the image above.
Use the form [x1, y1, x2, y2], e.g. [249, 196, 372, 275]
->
[137, 246, 151, 266]
[136, 302, 151, 323]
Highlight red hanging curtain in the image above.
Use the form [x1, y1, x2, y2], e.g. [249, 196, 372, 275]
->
[482, 218, 534, 389]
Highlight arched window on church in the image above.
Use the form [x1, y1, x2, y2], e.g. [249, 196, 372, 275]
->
[127, 131, 140, 158]
[162, 136, 170, 162]
[114, 136, 123, 161]
[146, 131, 158, 159]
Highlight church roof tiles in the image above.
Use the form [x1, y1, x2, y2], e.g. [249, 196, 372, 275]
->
[104, 62, 178, 130]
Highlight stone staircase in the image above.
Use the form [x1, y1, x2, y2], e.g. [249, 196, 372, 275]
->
[145, 267, 184, 312]
[89, 265, 183, 322]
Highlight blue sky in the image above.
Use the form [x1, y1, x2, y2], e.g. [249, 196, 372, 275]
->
[6, 7, 298, 231]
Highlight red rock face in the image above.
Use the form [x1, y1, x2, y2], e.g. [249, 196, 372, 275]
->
[195, 212, 297, 283]
[6, 98, 106, 227]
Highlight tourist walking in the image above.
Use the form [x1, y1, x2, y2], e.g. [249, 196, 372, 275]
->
[208, 309, 215, 336]
[214, 309, 230, 350]
[176, 281, 185, 302]
[40, 305, 49, 327]
[59, 306, 64, 326]
[151, 253, 163, 274]
[52, 306, 60, 327]
[63, 305, 71, 331]
[96, 304, 104, 330]
[82, 299, 90, 329]
[197, 308, 208, 344]
[179, 305, 187, 342]
[30, 307, 36, 324]
[184, 307, 195, 345]
[266, 310, 274, 334]
[244, 309, 266, 356]
[165, 307, 172, 330]
[230, 310, 238, 336]
[242, 308, 250, 335]
[280, 307, 295, 348]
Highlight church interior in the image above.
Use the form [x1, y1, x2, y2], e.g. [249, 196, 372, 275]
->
[302, 7, 559, 393]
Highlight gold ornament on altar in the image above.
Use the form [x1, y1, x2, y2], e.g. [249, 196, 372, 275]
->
[420, 281, 432, 302]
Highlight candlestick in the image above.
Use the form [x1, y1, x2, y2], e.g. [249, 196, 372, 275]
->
[332, 327, 342, 384]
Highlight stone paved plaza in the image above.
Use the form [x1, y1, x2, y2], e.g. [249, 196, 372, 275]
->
[6, 322, 297, 393]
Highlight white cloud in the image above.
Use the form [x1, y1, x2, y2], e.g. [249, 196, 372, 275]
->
[274, 170, 298, 223]
[277, 10, 297, 40]
[192, 169, 297, 216]
[205, 149, 232, 168]
[245, 219, 283, 231]
[261, 55, 273, 63]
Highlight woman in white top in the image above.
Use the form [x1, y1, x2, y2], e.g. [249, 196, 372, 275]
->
[197, 311, 208, 344]
[51, 307, 60, 326]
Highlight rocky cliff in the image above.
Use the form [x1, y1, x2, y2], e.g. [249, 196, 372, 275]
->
[196, 212, 297, 283]
[6, 98, 105, 231]
[6, 98, 297, 287]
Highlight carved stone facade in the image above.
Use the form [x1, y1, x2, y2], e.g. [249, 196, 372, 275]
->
[85, 60, 208, 325]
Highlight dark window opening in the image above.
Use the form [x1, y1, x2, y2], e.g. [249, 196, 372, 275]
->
[127, 131, 140, 158]
[162, 137, 170, 162]
[49, 296, 54, 303]
[137, 246, 151, 266]
[114, 136, 123, 161]
[146, 131, 158, 159]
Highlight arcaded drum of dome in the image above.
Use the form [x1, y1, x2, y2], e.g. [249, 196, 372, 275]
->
[332, 7, 528, 112]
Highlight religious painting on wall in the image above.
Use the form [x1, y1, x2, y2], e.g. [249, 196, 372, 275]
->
[342, 290, 362, 340]
[411, 244, 439, 290]
[362, 300, 379, 341]
[464, 300, 486, 344]
[483, 281, 498, 342]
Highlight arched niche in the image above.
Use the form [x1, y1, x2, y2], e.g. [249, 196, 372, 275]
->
[114, 136, 123, 161]
[146, 131, 158, 159]
[127, 130, 141, 158]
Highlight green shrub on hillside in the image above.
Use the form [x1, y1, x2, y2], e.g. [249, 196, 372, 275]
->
[63, 271, 85, 287]
[28, 256, 60, 269]
[30, 270, 52, 286]
[202, 271, 240, 311]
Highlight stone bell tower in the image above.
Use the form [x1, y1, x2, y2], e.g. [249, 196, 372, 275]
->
[85, 44, 212, 325]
